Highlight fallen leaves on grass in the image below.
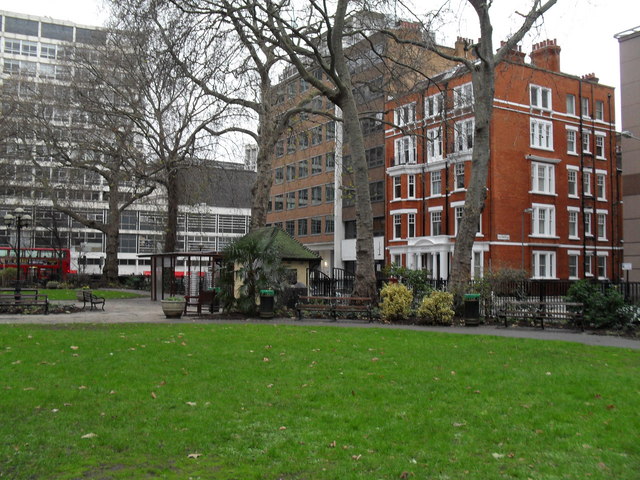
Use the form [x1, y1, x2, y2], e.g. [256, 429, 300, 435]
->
[151, 392, 157, 399]
[186, 401, 197, 407]
[81, 433, 97, 439]
[187, 452, 202, 459]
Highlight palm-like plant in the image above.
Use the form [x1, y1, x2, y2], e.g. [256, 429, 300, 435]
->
[220, 232, 285, 315]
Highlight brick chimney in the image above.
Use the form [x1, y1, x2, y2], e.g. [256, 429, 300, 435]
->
[581, 73, 600, 84]
[530, 39, 561, 72]
[500, 41, 526, 63]
[455, 36, 474, 59]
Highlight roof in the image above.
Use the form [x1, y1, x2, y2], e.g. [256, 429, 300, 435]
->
[243, 226, 321, 262]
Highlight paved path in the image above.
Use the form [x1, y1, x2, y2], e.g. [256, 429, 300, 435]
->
[0, 296, 638, 350]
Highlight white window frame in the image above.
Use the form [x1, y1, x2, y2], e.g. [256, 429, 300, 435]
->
[393, 215, 402, 239]
[567, 208, 580, 239]
[430, 208, 442, 236]
[566, 94, 576, 116]
[455, 119, 474, 152]
[585, 210, 593, 237]
[425, 93, 443, 119]
[393, 176, 402, 200]
[597, 253, 608, 279]
[426, 127, 443, 162]
[431, 170, 441, 196]
[596, 172, 606, 200]
[453, 82, 474, 109]
[581, 97, 589, 118]
[530, 118, 553, 150]
[568, 251, 580, 279]
[583, 170, 592, 196]
[454, 206, 464, 236]
[595, 133, 606, 159]
[531, 162, 555, 195]
[408, 175, 416, 199]
[394, 102, 416, 127]
[585, 252, 593, 277]
[530, 84, 552, 111]
[394, 136, 417, 165]
[408, 213, 416, 238]
[595, 100, 604, 121]
[597, 211, 607, 240]
[566, 127, 578, 155]
[567, 166, 579, 198]
[532, 251, 556, 279]
[454, 163, 465, 190]
[531, 204, 556, 237]
[582, 130, 591, 154]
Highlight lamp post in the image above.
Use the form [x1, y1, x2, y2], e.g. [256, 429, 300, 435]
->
[521, 208, 533, 271]
[3, 207, 32, 295]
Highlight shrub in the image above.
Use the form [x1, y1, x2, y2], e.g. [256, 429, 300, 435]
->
[382, 265, 433, 302]
[617, 304, 640, 327]
[45, 281, 59, 289]
[379, 282, 413, 322]
[416, 291, 455, 325]
[567, 280, 626, 328]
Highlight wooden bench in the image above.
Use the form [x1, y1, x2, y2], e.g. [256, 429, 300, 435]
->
[296, 296, 374, 322]
[0, 292, 49, 314]
[184, 290, 217, 315]
[496, 300, 583, 330]
[82, 290, 105, 310]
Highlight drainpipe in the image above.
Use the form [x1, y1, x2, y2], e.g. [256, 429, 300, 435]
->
[579, 79, 587, 278]
[607, 93, 616, 280]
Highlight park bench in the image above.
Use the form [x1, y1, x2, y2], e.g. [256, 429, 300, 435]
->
[296, 296, 374, 322]
[0, 292, 49, 314]
[184, 290, 217, 315]
[496, 300, 583, 330]
[82, 290, 105, 310]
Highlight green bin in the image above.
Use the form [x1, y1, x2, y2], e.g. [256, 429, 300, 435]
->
[463, 293, 481, 325]
[259, 289, 275, 318]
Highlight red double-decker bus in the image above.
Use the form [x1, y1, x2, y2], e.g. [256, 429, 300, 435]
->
[0, 247, 71, 282]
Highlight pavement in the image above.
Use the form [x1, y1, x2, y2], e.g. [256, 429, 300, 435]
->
[0, 295, 638, 350]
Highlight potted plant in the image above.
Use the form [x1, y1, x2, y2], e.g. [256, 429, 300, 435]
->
[161, 296, 186, 319]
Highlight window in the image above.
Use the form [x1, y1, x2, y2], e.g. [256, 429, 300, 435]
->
[298, 132, 309, 150]
[583, 170, 592, 196]
[325, 216, 334, 234]
[531, 204, 556, 237]
[585, 253, 593, 276]
[567, 128, 577, 154]
[120, 211, 138, 230]
[311, 126, 323, 145]
[427, 127, 443, 162]
[365, 146, 384, 168]
[408, 214, 416, 238]
[532, 251, 556, 279]
[595, 134, 605, 159]
[286, 192, 296, 210]
[408, 175, 416, 198]
[311, 155, 323, 174]
[530, 119, 553, 150]
[298, 159, 308, 178]
[597, 212, 607, 240]
[394, 102, 416, 126]
[597, 255, 607, 279]
[298, 219, 308, 236]
[453, 82, 473, 109]
[275, 140, 284, 157]
[41, 43, 57, 59]
[311, 217, 322, 235]
[430, 210, 442, 236]
[311, 186, 322, 205]
[287, 136, 297, 154]
[595, 100, 604, 121]
[286, 165, 296, 181]
[394, 136, 417, 165]
[582, 131, 591, 154]
[566, 94, 576, 115]
[454, 206, 464, 235]
[326, 152, 335, 171]
[326, 183, 335, 203]
[299, 77, 309, 92]
[298, 189, 308, 207]
[285, 220, 295, 236]
[325, 121, 335, 141]
[530, 85, 552, 110]
[361, 112, 383, 135]
[369, 181, 383, 202]
[5, 39, 20, 54]
[568, 169, 578, 197]
[581, 97, 589, 117]
[311, 96, 323, 110]
[455, 119, 474, 152]
[568, 253, 579, 279]
[596, 173, 606, 200]
[274, 167, 284, 184]
[454, 163, 465, 190]
[431, 171, 441, 196]
[393, 215, 402, 239]
[393, 177, 402, 199]
[274, 195, 283, 211]
[531, 162, 555, 194]
[568, 209, 579, 238]
[21, 41, 37, 57]
[585, 211, 593, 236]
[425, 93, 443, 118]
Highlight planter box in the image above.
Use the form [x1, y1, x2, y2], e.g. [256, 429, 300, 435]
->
[161, 300, 185, 319]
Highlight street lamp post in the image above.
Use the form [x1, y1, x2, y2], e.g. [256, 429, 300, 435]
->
[521, 208, 533, 271]
[4, 207, 32, 296]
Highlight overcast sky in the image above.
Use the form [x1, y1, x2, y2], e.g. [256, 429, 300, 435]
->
[3, 0, 638, 127]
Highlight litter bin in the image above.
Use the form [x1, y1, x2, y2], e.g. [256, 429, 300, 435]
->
[463, 293, 481, 326]
[259, 289, 275, 318]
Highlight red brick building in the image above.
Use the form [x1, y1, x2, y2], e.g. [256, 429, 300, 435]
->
[385, 39, 622, 280]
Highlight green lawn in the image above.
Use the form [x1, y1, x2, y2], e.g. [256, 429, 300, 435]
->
[1, 324, 638, 479]
[40, 289, 147, 301]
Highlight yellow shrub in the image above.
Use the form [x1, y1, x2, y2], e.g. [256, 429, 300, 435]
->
[417, 291, 455, 325]
[379, 282, 413, 322]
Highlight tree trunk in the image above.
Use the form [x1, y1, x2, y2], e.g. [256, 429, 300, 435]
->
[164, 169, 179, 252]
[103, 185, 121, 283]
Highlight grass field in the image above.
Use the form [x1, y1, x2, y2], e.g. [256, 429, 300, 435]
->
[1, 323, 638, 479]
[39, 289, 147, 301]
